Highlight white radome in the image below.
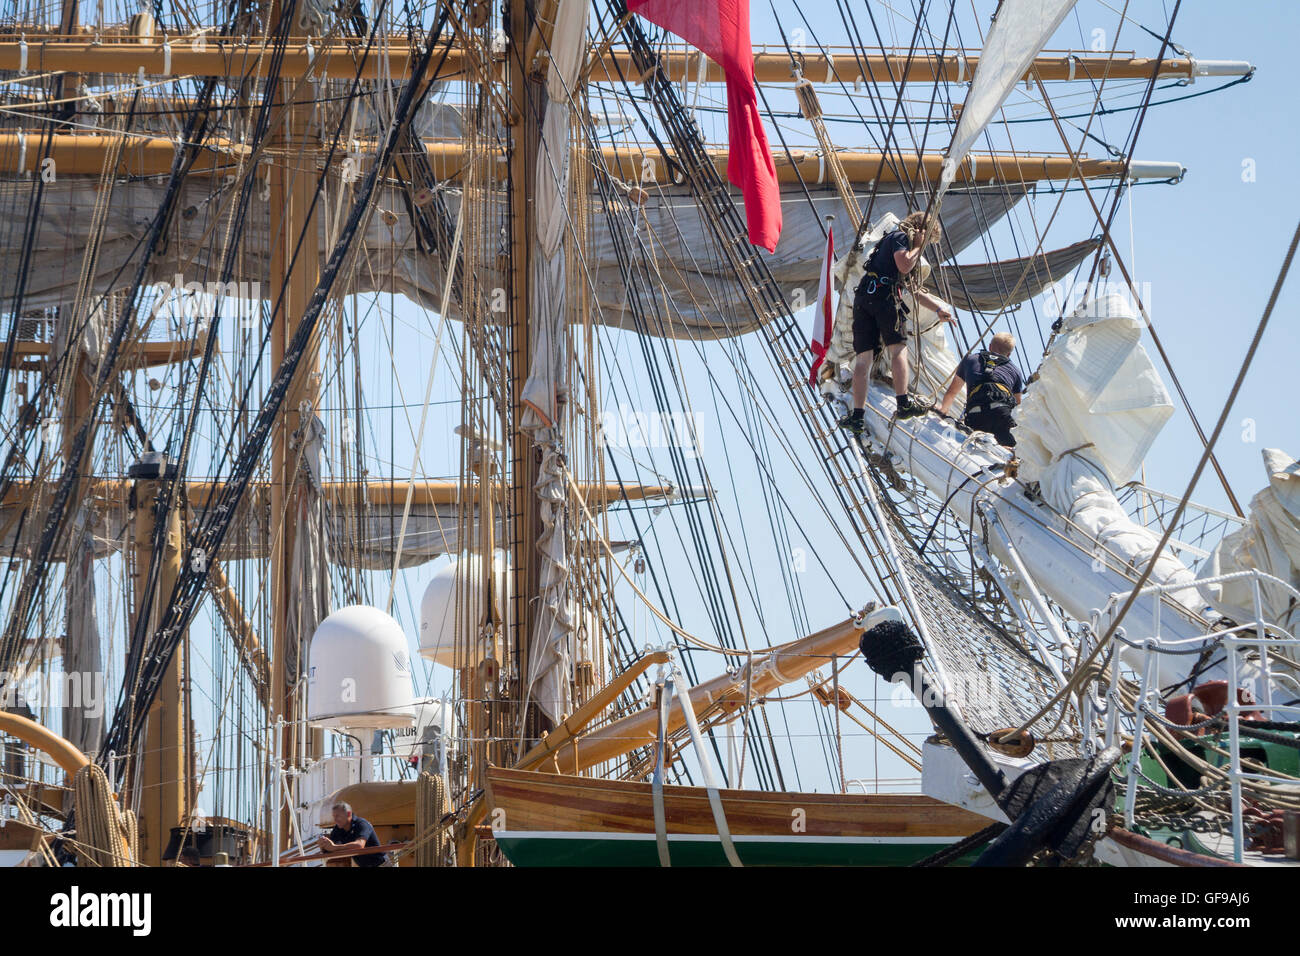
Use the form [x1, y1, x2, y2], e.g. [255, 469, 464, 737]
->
[418, 553, 509, 668]
[307, 605, 416, 729]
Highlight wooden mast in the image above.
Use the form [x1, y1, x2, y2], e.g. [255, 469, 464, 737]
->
[266, 0, 322, 857]
[454, 0, 543, 867]
[506, 0, 544, 748]
[130, 457, 192, 866]
[0, 133, 1188, 184]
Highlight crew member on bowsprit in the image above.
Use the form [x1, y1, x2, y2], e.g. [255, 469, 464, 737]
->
[839, 212, 957, 437]
[936, 332, 1025, 447]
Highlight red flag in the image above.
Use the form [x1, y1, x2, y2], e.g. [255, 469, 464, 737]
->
[808, 228, 835, 385]
[628, 0, 782, 252]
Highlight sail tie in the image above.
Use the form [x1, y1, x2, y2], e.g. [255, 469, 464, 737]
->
[652, 673, 672, 867]
[670, 664, 743, 867]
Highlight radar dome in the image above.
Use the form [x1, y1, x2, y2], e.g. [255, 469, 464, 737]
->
[307, 605, 416, 729]
[419, 553, 508, 667]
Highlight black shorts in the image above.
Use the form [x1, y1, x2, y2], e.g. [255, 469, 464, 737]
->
[852, 290, 906, 354]
[965, 406, 1017, 447]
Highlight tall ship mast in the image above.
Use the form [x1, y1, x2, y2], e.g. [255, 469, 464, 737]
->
[0, 0, 1294, 872]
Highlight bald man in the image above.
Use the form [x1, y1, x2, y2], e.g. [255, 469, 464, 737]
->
[937, 332, 1024, 447]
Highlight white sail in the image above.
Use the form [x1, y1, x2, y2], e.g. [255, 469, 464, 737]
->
[939, 0, 1078, 199]
[1198, 448, 1300, 635]
[1015, 292, 1175, 489]
[521, 0, 591, 723]
[520, 0, 589, 428]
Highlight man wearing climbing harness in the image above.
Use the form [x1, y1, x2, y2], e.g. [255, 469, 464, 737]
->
[936, 331, 1024, 447]
[840, 211, 956, 437]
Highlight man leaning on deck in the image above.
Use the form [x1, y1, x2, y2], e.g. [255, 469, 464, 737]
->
[318, 801, 388, 867]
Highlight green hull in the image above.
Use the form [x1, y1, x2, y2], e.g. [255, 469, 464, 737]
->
[494, 831, 981, 866]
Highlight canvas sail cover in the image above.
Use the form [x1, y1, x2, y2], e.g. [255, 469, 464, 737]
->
[1014, 293, 1201, 615]
[1016, 293, 1174, 488]
[0, 180, 1033, 340]
[1198, 448, 1300, 635]
[517, 0, 590, 724]
[519, 0, 588, 429]
[940, 0, 1078, 197]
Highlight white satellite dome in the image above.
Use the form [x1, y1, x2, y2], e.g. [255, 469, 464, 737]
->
[419, 552, 509, 668]
[307, 605, 416, 729]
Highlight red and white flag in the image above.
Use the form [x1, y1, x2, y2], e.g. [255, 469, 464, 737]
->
[627, 0, 782, 253]
[808, 229, 836, 385]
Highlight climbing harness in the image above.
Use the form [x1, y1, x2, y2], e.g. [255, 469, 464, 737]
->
[855, 229, 908, 301]
[965, 350, 1017, 417]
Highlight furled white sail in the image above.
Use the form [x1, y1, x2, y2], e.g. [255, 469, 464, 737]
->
[519, 0, 589, 429]
[1016, 292, 1174, 489]
[520, 0, 590, 723]
[821, 290, 1238, 691]
[3, 179, 1039, 339]
[524, 434, 575, 723]
[1198, 448, 1300, 635]
[939, 0, 1077, 199]
[1013, 294, 1197, 621]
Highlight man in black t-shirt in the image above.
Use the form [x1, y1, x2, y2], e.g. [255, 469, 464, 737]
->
[840, 212, 956, 437]
[936, 332, 1025, 447]
[318, 801, 387, 867]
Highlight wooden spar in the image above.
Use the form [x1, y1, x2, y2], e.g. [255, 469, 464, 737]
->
[514, 650, 673, 771]
[0, 36, 1247, 85]
[0, 36, 472, 80]
[0, 133, 1183, 184]
[594, 50, 1251, 86]
[522, 0, 559, 76]
[1104, 827, 1249, 867]
[131, 465, 192, 866]
[0, 335, 208, 370]
[0, 710, 89, 780]
[0, 478, 682, 510]
[541, 616, 867, 775]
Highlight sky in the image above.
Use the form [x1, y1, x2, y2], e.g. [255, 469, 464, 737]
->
[34, 0, 1296, 809]
[744, 0, 1299, 511]
[364, 0, 1300, 795]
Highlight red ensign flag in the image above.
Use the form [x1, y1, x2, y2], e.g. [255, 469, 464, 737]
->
[808, 229, 835, 385]
[627, 0, 783, 252]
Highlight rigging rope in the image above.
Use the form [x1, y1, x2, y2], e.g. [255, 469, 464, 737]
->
[1012, 216, 1300, 739]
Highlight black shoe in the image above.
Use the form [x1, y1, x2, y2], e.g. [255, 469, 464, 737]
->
[838, 411, 866, 437]
[894, 395, 929, 420]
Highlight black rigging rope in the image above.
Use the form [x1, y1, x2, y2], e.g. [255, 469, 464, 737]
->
[101, 4, 457, 767]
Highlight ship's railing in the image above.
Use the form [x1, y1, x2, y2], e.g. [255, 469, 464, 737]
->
[1114, 481, 1245, 575]
[843, 777, 924, 794]
[1091, 569, 1300, 863]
